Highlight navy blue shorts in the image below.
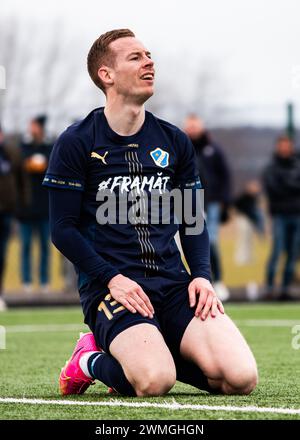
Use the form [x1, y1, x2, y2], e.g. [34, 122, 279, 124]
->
[84, 276, 196, 358]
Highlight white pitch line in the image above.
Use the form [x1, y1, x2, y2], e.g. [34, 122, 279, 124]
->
[235, 319, 300, 327]
[0, 397, 300, 416]
[3, 320, 300, 334]
[5, 324, 87, 333]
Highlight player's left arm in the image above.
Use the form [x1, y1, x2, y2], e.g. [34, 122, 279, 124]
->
[180, 223, 224, 320]
[175, 130, 225, 320]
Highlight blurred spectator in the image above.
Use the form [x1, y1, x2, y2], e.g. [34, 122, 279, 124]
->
[0, 124, 22, 310]
[183, 114, 232, 301]
[262, 135, 300, 301]
[234, 180, 265, 301]
[19, 115, 52, 293]
[234, 180, 265, 265]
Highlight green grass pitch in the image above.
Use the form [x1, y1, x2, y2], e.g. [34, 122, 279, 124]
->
[0, 304, 300, 420]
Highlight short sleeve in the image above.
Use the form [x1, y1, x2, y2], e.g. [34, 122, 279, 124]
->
[173, 129, 203, 190]
[42, 131, 88, 191]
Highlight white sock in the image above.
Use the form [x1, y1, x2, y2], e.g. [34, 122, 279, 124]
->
[79, 351, 100, 378]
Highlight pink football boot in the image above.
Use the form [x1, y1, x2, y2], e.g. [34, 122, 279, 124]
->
[59, 332, 100, 395]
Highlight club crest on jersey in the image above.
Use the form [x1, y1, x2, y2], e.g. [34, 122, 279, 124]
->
[150, 148, 169, 168]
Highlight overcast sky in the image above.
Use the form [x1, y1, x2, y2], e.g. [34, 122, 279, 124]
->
[2, 0, 300, 129]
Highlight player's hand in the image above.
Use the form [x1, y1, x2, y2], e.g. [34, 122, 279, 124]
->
[108, 274, 154, 318]
[188, 277, 225, 320]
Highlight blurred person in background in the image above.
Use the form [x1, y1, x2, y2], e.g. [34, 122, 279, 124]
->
[234, 180, 265, 266]
[262, 135, 300, 301]
[183, 114, 232, 301]
[0, 124, 23, 310]
[234, 180, 265, 301]
[19, 115, 52, 294]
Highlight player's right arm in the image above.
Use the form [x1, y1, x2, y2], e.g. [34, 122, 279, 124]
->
[43, 131, 153, 317]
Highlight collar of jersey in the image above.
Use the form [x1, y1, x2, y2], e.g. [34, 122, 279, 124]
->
[99, 108, 150, 145]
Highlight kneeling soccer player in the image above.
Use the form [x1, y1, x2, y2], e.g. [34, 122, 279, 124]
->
[43, 29, 258, 397]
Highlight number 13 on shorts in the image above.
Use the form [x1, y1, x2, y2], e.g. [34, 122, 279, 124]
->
[98, 293, 125, 320]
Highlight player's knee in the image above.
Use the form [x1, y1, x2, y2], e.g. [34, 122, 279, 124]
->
[223, 366, 258, 395]
[134, 369, 176, 397]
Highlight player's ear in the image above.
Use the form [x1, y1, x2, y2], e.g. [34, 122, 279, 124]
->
[98, 66, 114, 87]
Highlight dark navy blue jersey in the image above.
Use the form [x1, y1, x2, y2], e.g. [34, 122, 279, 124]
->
[43, 107, 209, 311]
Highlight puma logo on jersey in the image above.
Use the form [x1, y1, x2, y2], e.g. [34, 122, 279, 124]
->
[91, 151, 108, 165]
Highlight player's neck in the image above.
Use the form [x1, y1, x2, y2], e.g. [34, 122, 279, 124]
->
[104, 100, 145, 137]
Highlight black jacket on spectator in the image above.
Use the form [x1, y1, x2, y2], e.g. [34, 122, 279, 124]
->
[191, 132, 231, 206]
[235, 194, 259, 223]
[19, 141, 52, 220]
[263, 153, 300, 215]
[0, 141, 23, 214]
[234, 193, 265, 234]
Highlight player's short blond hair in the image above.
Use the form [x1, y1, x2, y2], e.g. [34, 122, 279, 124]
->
[87, 29, 135, 93]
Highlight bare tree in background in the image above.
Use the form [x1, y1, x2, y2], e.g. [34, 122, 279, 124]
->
[146, 53, 229, 127]
[0, 17, 26, 126]
[0, 18, 229, 133]
[189, 58, 231, 126]
[0, 17, 79, 133]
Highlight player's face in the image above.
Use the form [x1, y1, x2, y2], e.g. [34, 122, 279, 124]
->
[109, 37, 155, 104]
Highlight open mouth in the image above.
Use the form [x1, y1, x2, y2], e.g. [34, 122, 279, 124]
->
[140, 73, 154, 81]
